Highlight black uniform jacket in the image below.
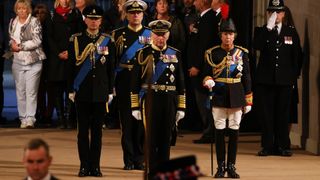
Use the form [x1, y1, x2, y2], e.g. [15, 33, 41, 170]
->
[203, 45, 252, 108]
[112, 26, 151, 74]
[130, 44, 186, 111]
[67, 31, 115, 102]
[253, 25, 302, 85]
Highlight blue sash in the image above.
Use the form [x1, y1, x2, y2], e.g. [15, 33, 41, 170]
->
[115, 28, 151, 72]
[73, 36, 110, 91]
[139, 48, 177, 99]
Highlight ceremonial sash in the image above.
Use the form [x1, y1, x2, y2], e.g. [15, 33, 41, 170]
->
[115, 29, 151, 72]
[73, 36, 110, 91]
[139, 48, 177, 99]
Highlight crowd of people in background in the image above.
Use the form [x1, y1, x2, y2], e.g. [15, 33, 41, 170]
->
[0, 0, 303, 178]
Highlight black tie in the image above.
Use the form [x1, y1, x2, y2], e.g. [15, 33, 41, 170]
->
[274, 25, 279, 35]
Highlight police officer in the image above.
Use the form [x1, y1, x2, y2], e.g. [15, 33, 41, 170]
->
[203, 16, 252, 178]
[67, 5, 115, 177]
[254, 0, 301, 157]
[112, 0, 151, 170]
[130, 20, 186, 176]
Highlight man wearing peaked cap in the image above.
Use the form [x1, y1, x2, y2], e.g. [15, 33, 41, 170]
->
[123, 0, 147, 12]
[82, 5, 104, 18]
[67, 4, 115, 177]
[112, 0, 151, 171]
[254, 0, 302, 158]
[130, 19, 186, 177]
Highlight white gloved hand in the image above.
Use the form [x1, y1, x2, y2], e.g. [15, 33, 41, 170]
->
[203, 79, 215, 89]
[243, 105, 252, 114]
[132, 110, 142, 120]
[68, 92, 76, 102]
[267, 12, 277, 30]
[108, 94, 113, 104]
[175, 111, 185, 125]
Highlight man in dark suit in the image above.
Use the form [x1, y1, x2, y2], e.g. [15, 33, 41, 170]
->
[67, 5, 115, 177]
[187, 0, 220, 143]
[253, 0, 302, 157]
[112, 0, 151, 170]
[23, 138, 58, 180]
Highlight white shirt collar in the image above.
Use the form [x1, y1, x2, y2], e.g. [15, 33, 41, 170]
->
[215, 7, 221, 16]
[200, 8, 211, 17]
[27, 173, 51, 180]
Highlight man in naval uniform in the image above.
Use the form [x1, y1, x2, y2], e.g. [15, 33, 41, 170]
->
[202, 16, 252, 178]
[130, 20, 186, 177]
[112, 0, 151, 170]
[254, 0, 301, 157]
[67, 5, 115, 177]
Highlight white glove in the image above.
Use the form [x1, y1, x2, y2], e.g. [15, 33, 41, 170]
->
[267, 12, 277, 30]
[132, 110, 142, 120]
[108, 94, 113, 104]
[68, 92, 76, 102]
[203, 79, 215, 89]
[175, 111, 185, 125]
[243, 105, 252, 114]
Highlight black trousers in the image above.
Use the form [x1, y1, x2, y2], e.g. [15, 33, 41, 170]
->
[143, 92, 176, 174]
[76, 101, 104, 169]
[116, 70, 144, 166]
[255, 84, 292, 150]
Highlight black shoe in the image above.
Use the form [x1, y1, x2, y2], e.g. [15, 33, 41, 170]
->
[226, 163, 240, 178]
[78, 167, 90, 177]
[123, 164, 134, 170]
[134, 163, 145, 170]
[90, 168, 103, 177]
[193, 137, 214, 144]
[279, 149, 292, 157]
[214, 162, 225, 178]
[258, 149, 271, 156]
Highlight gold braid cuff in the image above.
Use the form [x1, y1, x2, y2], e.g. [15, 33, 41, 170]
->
[131, 93, 139, 108]
[178, 94, 186, 109]
[245, 92, 253, 106]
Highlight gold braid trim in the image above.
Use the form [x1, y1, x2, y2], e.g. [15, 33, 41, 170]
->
[140, 54, 154, 79]
[75, 35, 107, 66]
[115, 35, 124, 58]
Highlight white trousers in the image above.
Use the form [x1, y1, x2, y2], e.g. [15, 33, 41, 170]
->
[12, 61, 42, 122]
[212, 107, 243, 130]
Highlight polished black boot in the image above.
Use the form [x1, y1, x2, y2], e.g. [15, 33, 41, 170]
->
[214, 129, 226, 178]
[90, 167, 103, 177]
[226, 162, 240, 178]
[227, 129, 240, 178]
[78, 167, 90, 177]
[214, 161, 225, 178]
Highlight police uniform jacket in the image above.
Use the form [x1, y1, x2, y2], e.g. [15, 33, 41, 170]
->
[130, 44, 186, 111]
[203, 45, 252, 108]
[67, 31, 115, 102]
[253, 25, 302, 85]
[112, 26, 151, 74]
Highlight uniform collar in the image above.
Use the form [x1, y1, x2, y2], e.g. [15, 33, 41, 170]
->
[128, 24, 143, 32]
[27, 173, 51, 180]
[200, 8, 211, 17]
[151, 43, 167, 52]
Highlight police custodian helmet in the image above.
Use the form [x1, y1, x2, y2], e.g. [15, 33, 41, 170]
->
[267, 0, 285, 11]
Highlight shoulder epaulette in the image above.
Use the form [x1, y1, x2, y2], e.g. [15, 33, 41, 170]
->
[206, 45, 220, 53]
[168, 46, 180, 53]
[235, 45, 249, 53]
[143, 26, 151, 30]
[112, 26, 126, 33]
[101, 33, 114, 42]
[69, 32, 82, 42]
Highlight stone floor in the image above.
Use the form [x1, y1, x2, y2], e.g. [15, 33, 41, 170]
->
[0, 128, 320, 180]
